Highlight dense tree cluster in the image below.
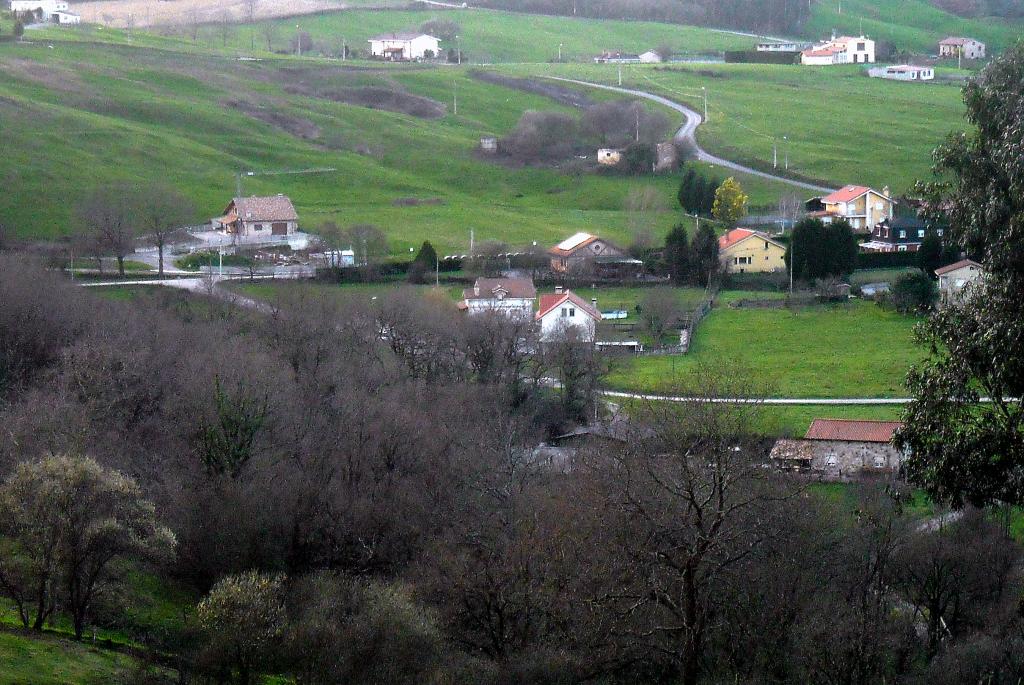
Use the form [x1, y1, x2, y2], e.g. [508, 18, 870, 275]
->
[785, 216, 858, 282]
[664, 221, 720, 287]
[677, 165, 720, 216]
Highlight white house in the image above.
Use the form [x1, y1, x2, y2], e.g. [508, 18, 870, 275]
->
[939, 37, 985, 60]
[868, 64, 934, 81]
[811, 185, 895, 231]
[638, 50, 663, 63]
[536, 288, 602, 343]
[935, 259, 984, 307]
[460, 277, 537, 321]
[10, 0, 77, 22]
[801, 35, 875, 65]
[52, 10, 79, 23]
[367, 33, 441, 60]
[212, 195, 299, 240]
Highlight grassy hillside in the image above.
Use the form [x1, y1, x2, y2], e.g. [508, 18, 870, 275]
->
[211, 9, 753, 63]
[512, 60, 967, 192]
[0, 34, 793, 249]
[0, 630, 153, 684]
[805, 0, 1024, 53]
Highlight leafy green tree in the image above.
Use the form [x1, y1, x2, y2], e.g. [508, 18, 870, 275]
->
[197, 377, 268, 478]
[823, 219, 858, 277]
[712, 176, 748, 226]
[691, 222, 720, 287]
[622, 142, 656, 174]
[897, 44, 1024, 507]
[197, 571, 286, 685]
[0, 455, 175, 638]
[664, 223, 691, 284]
[786, 218, 855, 281]
[888, 271, 937, 314]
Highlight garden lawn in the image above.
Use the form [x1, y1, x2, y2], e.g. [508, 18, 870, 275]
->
[607, 300, 924, 397]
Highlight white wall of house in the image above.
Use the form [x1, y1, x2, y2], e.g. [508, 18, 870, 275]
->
[240, 219, 297, 237]
[939, 264, 983, 306]
[538, 306, 597, 343]
[11, 0, 68, 12]
[869, 66, 934, 81]
[940, 40, 985, 59]
[368, 35, 440, 59]
[466, 298, 535, 320]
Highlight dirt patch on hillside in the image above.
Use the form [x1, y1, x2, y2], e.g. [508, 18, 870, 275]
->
[284, 85, 447, 119]
[225, 100, 322, 140]
[0, 58, 88, 95]
[73, 0, 347, 28]
[469, 70, 594, 109]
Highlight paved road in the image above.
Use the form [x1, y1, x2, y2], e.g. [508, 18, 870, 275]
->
[547, 77, 836, 194]
[599, 389, 1013, 406]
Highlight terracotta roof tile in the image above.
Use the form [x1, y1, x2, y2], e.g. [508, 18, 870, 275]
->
[228, 195, 298, 222]
[463, 277, 537, 301]
[805, 419, 902, 443]
[536, 290, 602, 321]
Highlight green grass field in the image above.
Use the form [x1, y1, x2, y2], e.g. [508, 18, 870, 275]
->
[217, 9, 752, 63]
[608, 299, 924, 398]
[805, 0, 1024, 54]
[0, 631, 148, 685]
[510, 60, 968, 193]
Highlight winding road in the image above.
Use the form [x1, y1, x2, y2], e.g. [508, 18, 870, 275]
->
[547, 77, 837, 194]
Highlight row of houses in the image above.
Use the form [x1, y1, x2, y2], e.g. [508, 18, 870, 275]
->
[460, 278, 603, 342]
[756, 35, 985, 68]
[9, 0, 79, 23]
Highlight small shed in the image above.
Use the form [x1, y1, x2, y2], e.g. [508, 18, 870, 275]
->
[479, 136, 498, 154]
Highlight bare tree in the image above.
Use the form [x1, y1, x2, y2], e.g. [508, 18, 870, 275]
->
[76, 182, 138, 277]
[135, 184, 195, 277]
[778, 191, 803, 229]
[260, 21, 278, 51]
[638, 288, 681, 344]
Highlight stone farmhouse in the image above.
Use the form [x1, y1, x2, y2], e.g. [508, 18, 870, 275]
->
[939, 37, 986, 60]
[212, 195, 299, 240]
[770, 419, 904, 481]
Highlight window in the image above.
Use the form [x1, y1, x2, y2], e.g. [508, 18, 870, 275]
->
[938, 229, 944, 236]
[898, 245, 908, 252]
[569, 308, 576, 317]
[918, 229, 925, 238]
[873, 456, 886, 469]
[857, 42, 865, 51]
[899, 230, 907, 238]
[561, 308, 568, 317]
[826, 454, 838, 468]
[764, 241, 769, 249]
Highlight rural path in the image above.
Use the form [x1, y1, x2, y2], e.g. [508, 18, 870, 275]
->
[547, 77, 837, 194]
[599, 389, 1013, 406]
[79, 275, 275, 313]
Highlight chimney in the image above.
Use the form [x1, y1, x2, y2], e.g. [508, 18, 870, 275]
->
[882, 185, 891, 198]
[555, 285, 563, 294]
[592, 297, 598, 310]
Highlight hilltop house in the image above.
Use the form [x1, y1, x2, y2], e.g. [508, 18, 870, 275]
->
[939, 37, 986, 60]
[936, 259, 984, 307]
[868, 64, 934, 81]
[861, 215, 939, 253]
[460, 277, 537, 320]
[718, 228, 786, 274]
[770, 419, 904, 480]
[212, 195, 299, 239]
[368, 33, 441, 60]
[810, 185, 895, 232]
[548, 232, 635, 276]
[536, 288, 602, 342]
[10, 0, 79, 22]
[801, 35, 875, 65]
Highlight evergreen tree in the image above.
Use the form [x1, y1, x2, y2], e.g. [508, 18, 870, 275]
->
[701, 177, 719, 216]
[664, 223, 691, 285]
[692, 175, 708, 216]
[408, 240, 439, 284]
[677, 167, 697, 212]
[691, 222, 720, 287]
[786, 217, 826, 281]
[917, 229, 944, 277]
[823, 219, 858, 277]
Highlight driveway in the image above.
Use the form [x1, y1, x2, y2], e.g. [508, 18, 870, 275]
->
[547, 77, 836, 194]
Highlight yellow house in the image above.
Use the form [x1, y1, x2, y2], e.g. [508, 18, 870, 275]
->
[719, 229, 787, 274]
[817, 185, 894, 232]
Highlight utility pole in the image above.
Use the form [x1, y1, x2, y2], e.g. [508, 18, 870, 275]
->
[702, 86, 708, 122]
[435, 255, 439, 287]
[789, 237, 794, 296]
[342, 36, 346, 61]
[783, 135, 789, 170]
[296, 25, 301, 57]
[773, 141, 778, 169]
[558, 42, 562, 61]
[469, 228, 474, 256]
[617, 65, 622, 85]
[453, 80, 458, 115]
[635, 106, 640, 142]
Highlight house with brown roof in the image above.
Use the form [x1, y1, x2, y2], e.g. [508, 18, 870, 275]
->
[810, 185, 894, 232]
[548, 232, 627, 274]
[939, 37, 985, 60]
[936, 259, 984, 307]
[212, 195, 299, 240]
[536, 287, 602, 342]
[718, 228, 786, 274]
[460, 277, 537, 320]
[769, 419, 905, 480]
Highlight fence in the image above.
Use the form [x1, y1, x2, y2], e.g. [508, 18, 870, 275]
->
[678, 285, 718, 354]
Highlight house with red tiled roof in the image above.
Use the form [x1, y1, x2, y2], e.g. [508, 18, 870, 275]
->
[718, 228, 786, 274]
[213, 195, 299, 239]
[801, 35, 875, 65]
[769, 418, 905, 480]
[812, 185, 895, 232]
[536, 287, 602, 342]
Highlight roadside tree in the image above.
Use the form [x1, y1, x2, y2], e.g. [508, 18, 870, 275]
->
[712, 176, 748, 226]
[76, 182, 138, 277]
[136, 184, 195, 277]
